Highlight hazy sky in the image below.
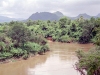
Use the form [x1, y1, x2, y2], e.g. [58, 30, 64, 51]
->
[0, 0, 100, 19]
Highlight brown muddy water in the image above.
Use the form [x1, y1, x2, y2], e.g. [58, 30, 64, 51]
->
[0, 41, 93, 75]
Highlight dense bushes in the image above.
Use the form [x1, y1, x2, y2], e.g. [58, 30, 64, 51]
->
[76, 48, 100, 75]
[24, 42, 42, 53]
[0, 52, 13, 60]
[75, 27, 100, 75]
[59, 35, 72, 43]
[0, 16, 100, 62]
[31, 17, 100, 43]
[10, 48, 24, 58]
[0, 22, 49, 61]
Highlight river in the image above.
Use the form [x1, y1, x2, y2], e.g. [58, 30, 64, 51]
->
[0, 41, 93, 75]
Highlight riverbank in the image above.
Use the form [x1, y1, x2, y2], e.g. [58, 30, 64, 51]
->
[0, 40, 94, 64]
[0, 42, 94, 75]
[0, 51, 50, 64]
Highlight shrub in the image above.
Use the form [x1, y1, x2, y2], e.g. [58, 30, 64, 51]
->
[59, 35, 72, 43]
[30, 34, 47, 45]
[22, 53, 28, 60]
[41, 44, 49, 53]
[0, 52, 13, 60]
[10, 48, 24, 58]
[24, 42, 42, 53]
[52, 35, 59, 41]
[0, 42, 7, 51]
[76, 48, 100, 75]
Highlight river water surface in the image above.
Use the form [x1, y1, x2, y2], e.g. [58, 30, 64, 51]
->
[0, 41, 93, 75]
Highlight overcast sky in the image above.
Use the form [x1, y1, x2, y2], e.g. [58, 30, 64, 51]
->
[0, 0, 100, 19]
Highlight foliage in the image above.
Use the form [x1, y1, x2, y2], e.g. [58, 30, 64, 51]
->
[76, 49, 100, 75]
[59, 35, 71, 43]
[94, 27, 100, 46]
[0, 52, 13, 60]
[76, 25, 100, 75]
[8, 24, 31, 48]
[10, 48, 24, 57]
[0, 42, 6, 51]
[22, 53, 28, 60]
[0, 21, 49, 61]
[41, 44, 49, 52]
[0, 16, 100, 62]
[30, 34, 47, 45]
[24, 42, 42, 53]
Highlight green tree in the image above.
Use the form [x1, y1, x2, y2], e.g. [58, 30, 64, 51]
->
[76, 27, 100, 75]
[59, 17, 68, 28]
[8, 24, 31, 48]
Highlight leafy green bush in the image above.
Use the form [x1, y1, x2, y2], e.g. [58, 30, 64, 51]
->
[79, 29, 91, 43]
[24, 42, 42, 53]
[8, 24, 31, 48]
[30, 34, 47, 45]
[59, 35, 72, 43]
[52, 35, 59, 41]
[0, 52, 13, 60]
[41, 44, 49, 53]
[22, 53, 28, 60]
[10, 48, 24, 57]
[76, 49, 100, 75]
[94, 32, 100, 46]
[0, 42, 6, 51]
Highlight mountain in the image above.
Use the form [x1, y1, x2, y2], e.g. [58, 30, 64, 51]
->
[0, 16, 23, 23]
[75, 13, 91, 19]
[28, 11, 64, 21]
[1, 12, 100, 23]
[54, 11, 64, 17]
[69, 13, 92, 20]
[97, 13, 100, 17]
[28, 12, 100, 21]
[70, 13, 100, 20]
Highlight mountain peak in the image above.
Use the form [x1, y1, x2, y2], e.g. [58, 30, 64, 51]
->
[54, 11, 62, 14]
[78, 13, 90, 16]
[54, 11, 63, 17]
[76, 13, 91, 19]
[97, 13, 100, 17]
[28, 12, 60, 21]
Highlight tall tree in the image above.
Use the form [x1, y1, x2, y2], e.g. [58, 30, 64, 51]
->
[8, 24, 31, 48]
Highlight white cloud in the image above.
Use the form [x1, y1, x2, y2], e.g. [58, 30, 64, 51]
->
[0, 0, 100, 19]
[2, 1, 8, 7]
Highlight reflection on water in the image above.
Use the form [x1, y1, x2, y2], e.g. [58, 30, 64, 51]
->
[0, 41, 93, 75]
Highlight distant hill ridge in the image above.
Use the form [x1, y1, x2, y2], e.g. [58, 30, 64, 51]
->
[1, 11, 100, 22]
[0, 16, 23, 23]
[54, 11, 64, 17]
[28, 12, 100, 21]
[28, 11, 64, 21]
